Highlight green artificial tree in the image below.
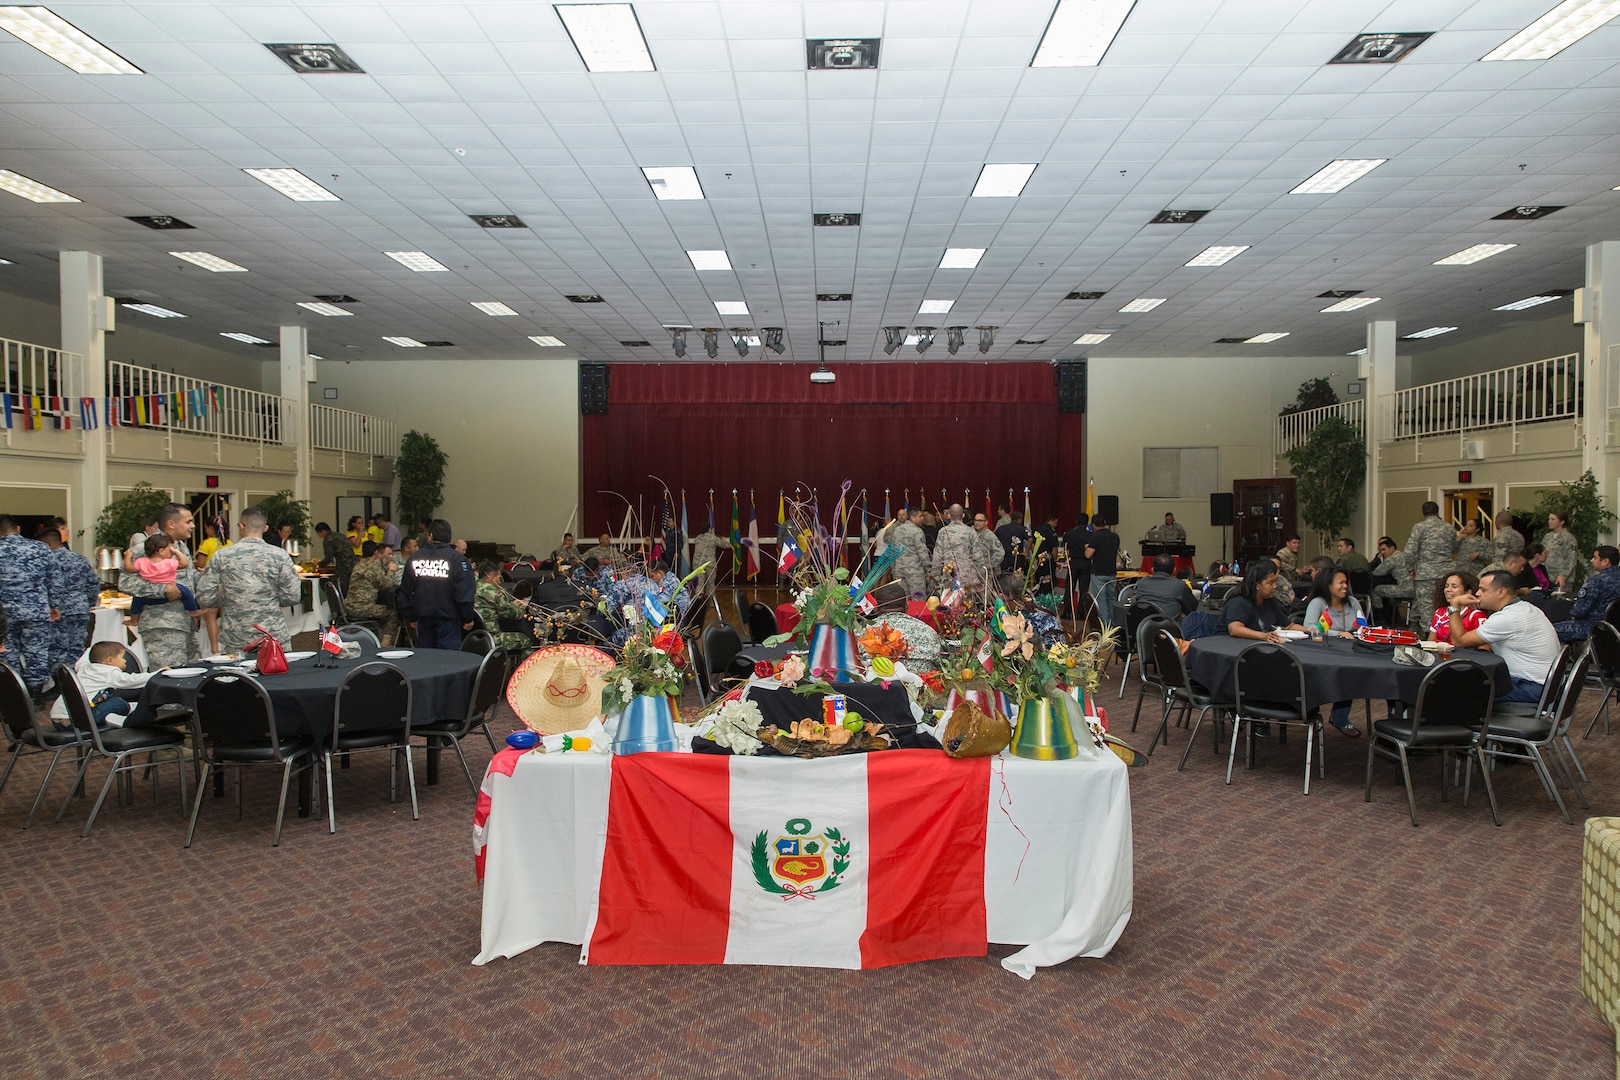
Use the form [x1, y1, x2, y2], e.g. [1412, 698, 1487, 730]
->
[1279, 377, 1340, 417]
[257, 489, 312, 543]
[92, 482, 172, 549]
[1284, 415, 1366, 552]
[396, 429, 448, 537]
[1529, 470, 1616, 590]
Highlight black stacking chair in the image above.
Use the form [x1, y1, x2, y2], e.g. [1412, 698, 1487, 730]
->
[1347, 570, 1373, 614]
[186, 670, 314, 847]
[326, 663, 416, 833]
[1476, 647, 1591, 825]
[1585, 620, 1620, 739]
[337, 624, 380, 647]
[0, 662, 89, 828]
[745, 602, 778, 646]
[1605, 595, 1620, 630]
[52, 663, 188, 837]
[1229, 643, 1323, 795]
[1130, 614, 1180, 731]
[321, 578, 379, 636]
[697, 623, 744, 704]
[1137, 628, 1223, 762]
[460, 629, 496, 655]
[1116, 602, 1159, 696]
[1364, 659, 1497, 827]
[412, 648, 509, 796]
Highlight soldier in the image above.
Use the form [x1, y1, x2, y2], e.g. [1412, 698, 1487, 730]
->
[399, 518, 478, 649]
[39, 526, 100, 674]
[930, 504, 980, 593]
[346, 541, 402, 646]
[194, 505, 302, 651]
[550, 532, 583, 567]
[582, 532, 625, 569]
[1370, 536, 1413, 626]
[0, 515, 53, 695]
[1455, 519, 1490, 575]
[1543, 510, 1580, 591]
[475, 559, 544, 653]
[1403, 502, 1458, 631]
[883, 508, 929, 600]
[1274, 535, 1303, 578]
[1492, 510, 1524, 566]
[971, 511, 1005, 579]
[117, 502, 201, 669]
[688, 527, 724, 601]
[1145, 513, 1187, 544]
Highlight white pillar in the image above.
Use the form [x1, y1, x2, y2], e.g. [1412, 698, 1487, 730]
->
[1364, 320, 1397, 544]
[1582, 241, 1619, 531]
[61, 251, 108, 556]
[278, 325, 311, 503]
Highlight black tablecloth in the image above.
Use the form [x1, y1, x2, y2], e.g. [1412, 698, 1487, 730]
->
[128, 644, 482, 747]
[1185, 635, 1510, 709]
[730, 643, 793, 680]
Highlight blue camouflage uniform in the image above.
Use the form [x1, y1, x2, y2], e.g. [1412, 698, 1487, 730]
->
[46, 543, 102, 673]
[0, 532, 54, 691]
[1555, 566, 1620, 643]
[606, 573, 690, 646]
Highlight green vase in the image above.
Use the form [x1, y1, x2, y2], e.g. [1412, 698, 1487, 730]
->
[1011, 696, 1079, 761]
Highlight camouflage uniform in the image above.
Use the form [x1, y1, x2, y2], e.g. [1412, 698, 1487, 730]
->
[689, 530, 724, 599]
[884, 520, 929, 600]
[1543, 529, 1580, 587]
[476, 579, 541, 653]
[972, 527, 1005, 580]
[1404, 516, 1458, 631]
[582, 542, 626, 569]
[1145, 522, 1186, 543]
[120, 537, 200, 669]
[1372, 551, 1414, 623]
[930, 521, 981, 591]
[1274, 546, 1300, 578]
[346, 556, 402, 646]
[550, 543, 583, 566]
[1493, 525, 1525, 564]
[194, 536, 302, 652]
[0, 532, 53, 691]
[1455, 534, 1490, 575]
[46, 544, 101, 673]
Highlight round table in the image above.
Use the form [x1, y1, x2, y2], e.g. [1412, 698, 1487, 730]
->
[1185, 635, 1511, 708]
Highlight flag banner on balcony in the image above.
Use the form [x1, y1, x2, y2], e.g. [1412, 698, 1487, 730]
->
[79, 398, 98, 430]
[188, 388, 207, 417]
[23, 395, 42, 430]
[46, 395, 71, 429]
[0, 392, 12, 428]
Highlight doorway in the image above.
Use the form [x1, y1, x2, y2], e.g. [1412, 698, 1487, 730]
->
[185, 491, 233, 537]
[1442, 488, 1493, 536]
[1232, 477, 1297, 562]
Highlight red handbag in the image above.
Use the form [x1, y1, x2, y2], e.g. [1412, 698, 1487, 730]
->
[244, 623, 289, 674]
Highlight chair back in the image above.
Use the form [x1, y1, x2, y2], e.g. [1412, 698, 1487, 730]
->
[338, 624, 381, 647]
[1119, 602, 1157, 657]
[1549, 650, 1594, 738]
[0, 662, 42, 745]
[1136, 614, 1179, 682]
[52, 663, 119, 755]
[676, 595, 710, 637]
[194, 670, 283, 760]
[701, 623, 744, 680]
[1347, 569, 1373, 597]
[1409, 659, 1494, 737]
[746, 603, 778, 645]
[1116, 582, 1138, 609]
[333, 663, 413, 746]
[1527, 643, 1578, 719]
[1149, 628, 1190, 693]
[510, 578, 534, 601]
[1234, 643, 1307, 721]
[461, 629, 496, 655]
[1590, 621, 1620, 681]
[1605, 595, 1620, 629]
[466, 648, 510, 728]
[320, 579, 351, 623]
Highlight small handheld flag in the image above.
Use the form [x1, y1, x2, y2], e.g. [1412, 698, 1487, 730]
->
[642, 590, 669, 626]
[1316, 610, 1332, 635]
[778, 534, 804, 573]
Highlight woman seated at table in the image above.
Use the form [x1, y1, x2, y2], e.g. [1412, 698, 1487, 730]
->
[1428, 570, 1486, 643]
[1225, 560, 1304, 643]
[1300, 566, 1365, 737]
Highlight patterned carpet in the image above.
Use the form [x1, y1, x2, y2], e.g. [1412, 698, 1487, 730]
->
[3, 660, 1615, 1079]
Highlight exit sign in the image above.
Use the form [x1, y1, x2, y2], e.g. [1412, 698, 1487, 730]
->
[206, 474, 219, 488]
[1457, 471, 1471, 483]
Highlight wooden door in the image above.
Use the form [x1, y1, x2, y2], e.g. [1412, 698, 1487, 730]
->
[1233, 478, 1297, 562]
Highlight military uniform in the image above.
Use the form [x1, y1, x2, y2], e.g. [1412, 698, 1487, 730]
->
[119, 537, 200, 669]
[476, 579, 542, 652]
[1372, 551, 1414, 624]
[1544, 529, 1580, 587]
[194, 536, 302, 651]
[688, 530, 724, 599]
[885, 520, 929, 599]
[46, 544, 100, 673]
[973, 527, 1005, 579]
[1455, 535, 1490, 575]
[582, 542, 626, 569]
[1555, 566, 1620, 642]
[1493, 525, 1525, 565]
[0, 532, 53, 691]
[346, 556, 402, 646]
[1146, 522, 1187, 543]
[1274, 546, 1301, 578]
[1403, 516, 1458, 631]
[930, 522, 981, 591]
[550, 543, 583, 566]
[606, 573, 689, 646]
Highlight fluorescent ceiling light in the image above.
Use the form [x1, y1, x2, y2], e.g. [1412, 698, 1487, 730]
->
[686, 249, 731, 271]
[297, 301, 352, 316]
[1245, 332, 1290, 344]
[220, 332, 270, 344]
[1405, 326, 1458, 339]
[940, 247, 984, 269]
[243, 167, 340, 202]
[555, 3, 654, 72]
[1435, 243, 1516, 266]
[1482, 0, 1620, 61]
[919, 299, 954, 314]
[1074, 333, 1112, 345]
[385, 250, 449, 272]
[529, 335, 567, 347]
[1321, 296, 1382, 312]
[903, 334, 922, 347]
[1494, 294, 1565, 311]
[1119, 298, 1165, 312]
[471, 301, 519, 316]
[382, 336, 427, 348]
[1031, 0, 1136, 67]
[122, 303, 185, 318]
[714, 301, 748, 316]
[0, 168, 78, 203]
[1290, 158, 1387, 195]
[170, 250, 247, 272]
[0, 6, 142, 74]
[0, 257, 15, 265]
[971, 163, 1037, 197]
[1348, 348, 1368, 356]
[1185, 245, 1248, 267]
[641, 166, 703, 201]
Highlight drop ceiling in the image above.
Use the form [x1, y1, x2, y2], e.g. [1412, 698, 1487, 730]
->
[0, 0, 1617, 363]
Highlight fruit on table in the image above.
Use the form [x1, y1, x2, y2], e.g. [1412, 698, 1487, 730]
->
[870, 656, 895, 676]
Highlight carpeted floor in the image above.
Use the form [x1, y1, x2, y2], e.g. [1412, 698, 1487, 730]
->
[3, 660, 1616, 1079]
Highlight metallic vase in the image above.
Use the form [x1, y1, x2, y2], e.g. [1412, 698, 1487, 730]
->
[1012, 696, 1079, 761]
[612, 693, 680, 755]
[807, 622, 861, 680]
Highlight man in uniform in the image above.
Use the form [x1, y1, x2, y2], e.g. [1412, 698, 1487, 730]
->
[1554, 546, 1620, 643]
[1455, 519, 1490, 575]
[930, 505, 981, 595]
[582, 531, 625, 569]
[607, 560, 689, 646]
[1145, 513, 1187, 543]
[1370, 537, 1413, 626]
[971, 511, 1005, 579]
[1275, 535, 1303, 578]
[883, 507, 930, 600]
[1335, 537, 1371, 575]
[346, 540, 402, 646]
[118, 503, 201, 669]
[0, 515, 53, 696]
[1404, 501, 1459, 631]
[550, 532, 583, 566]
[39, 526, 100, 674]
[398, 518, 477, 649]
[1492, 510, 1525, 565]
[194, 505, 303, 652]
[474, 559, 544, 653]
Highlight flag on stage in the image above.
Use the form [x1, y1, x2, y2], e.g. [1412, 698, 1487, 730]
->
[729, 491, 742, 571]
[745, 493, 760, 580]
[581, 752, 990, 968]
[680, 491, 691, 574]
[1086, 478, 1094, 518]
[778, 534, 803, 573]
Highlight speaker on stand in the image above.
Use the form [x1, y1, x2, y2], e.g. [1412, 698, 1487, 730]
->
[1210, 492, 1234, 566]
[1095, 494, 1119, 526]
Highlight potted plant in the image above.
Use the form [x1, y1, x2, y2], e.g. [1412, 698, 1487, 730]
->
[258, 489, 312, 544]
[396, 430, 447, 539]
[601, 620, 689, 755]
[1285, 415, 1366, 553]
[93, 482, 172, 549]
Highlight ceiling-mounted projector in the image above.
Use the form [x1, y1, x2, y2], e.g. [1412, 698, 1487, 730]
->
[810, 366, 835, 384]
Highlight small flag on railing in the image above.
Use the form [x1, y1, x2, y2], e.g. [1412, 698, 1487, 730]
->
[79, 397, 98, 430]
[0, 393, 14, 429]
[170, 391, 184, 422]
[23, 394, 41, 430]
[134, 395, 148, 426]
[188, 387, 206, 417]
[48, 395, 71, 429]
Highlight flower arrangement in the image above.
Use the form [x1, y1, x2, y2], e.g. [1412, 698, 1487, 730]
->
[706, 697, 765, 755]
[600, 619, 688, 717]
[766, 486, 902, 645]
[858, 622, 910, 660]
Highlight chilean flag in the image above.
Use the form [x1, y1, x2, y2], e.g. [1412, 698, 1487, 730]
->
[777, 534, 804, 573]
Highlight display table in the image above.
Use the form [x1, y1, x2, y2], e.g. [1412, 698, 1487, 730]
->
[473, 747, 1133, 979]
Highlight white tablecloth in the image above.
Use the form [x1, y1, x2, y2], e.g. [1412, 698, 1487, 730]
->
[91, 579, 327, 664]
[474, 749, 1133, 978]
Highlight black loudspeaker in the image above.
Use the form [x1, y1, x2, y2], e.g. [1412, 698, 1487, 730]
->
[580, 364, 609, 415]
[1096, 495, 1118, 525]
[1055, 360, 1087, 414]
[1210, 492, 1234, 527]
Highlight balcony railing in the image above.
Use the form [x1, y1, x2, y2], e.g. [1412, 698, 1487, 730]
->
[1388, 353, 1581, 441]
[1275, 399, 1365, 458]
[106, 361, 288, 444]
[310, 403, 397, 458]
[3, 336, 77, 400]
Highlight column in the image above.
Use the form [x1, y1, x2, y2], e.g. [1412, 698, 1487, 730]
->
[1582, 241, 1619, 523]
[279, 324, 311, 503]
[1364, 319, 1397, 544]
[61, 251, 108, 557]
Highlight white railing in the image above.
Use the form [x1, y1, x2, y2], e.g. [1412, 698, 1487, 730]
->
[310, 404, 397, 457]
[1389, 353, 1581, 441]
[106, 361, 288, 444]
[3, 336, 78, 400]
[1275, 399, 1364, 457]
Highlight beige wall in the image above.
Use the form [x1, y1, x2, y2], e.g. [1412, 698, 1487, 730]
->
[1401, 310, 1583, 389]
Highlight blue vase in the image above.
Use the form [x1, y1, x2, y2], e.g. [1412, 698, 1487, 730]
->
[613, 694, 680, 755]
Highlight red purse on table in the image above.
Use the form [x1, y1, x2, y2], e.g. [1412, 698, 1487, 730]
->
[244, 624, 289, 674]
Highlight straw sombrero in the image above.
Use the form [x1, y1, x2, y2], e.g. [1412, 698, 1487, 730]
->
[507, 644, 614, 734]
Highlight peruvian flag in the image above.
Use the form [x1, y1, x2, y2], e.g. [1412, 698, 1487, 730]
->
[579, 752, 989, 969]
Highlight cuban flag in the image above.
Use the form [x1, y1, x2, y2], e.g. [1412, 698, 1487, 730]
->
[778, 534, 804, 573]
[642, 589, 669, 626]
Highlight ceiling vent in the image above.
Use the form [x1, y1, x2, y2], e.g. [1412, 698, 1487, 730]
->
[1149, 209, 1208, 224]
[807, 39, 879, 70]
[1328, 32, 1431, 65]
[470, 214, 528, 228]
[1066, 291, 1107, 301]
[264, 43, 364, 73]
[813, 213, 861, 227]
[127, 215, 193, 230]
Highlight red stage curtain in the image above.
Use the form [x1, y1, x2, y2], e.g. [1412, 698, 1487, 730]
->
[580, 363, 1084, 566]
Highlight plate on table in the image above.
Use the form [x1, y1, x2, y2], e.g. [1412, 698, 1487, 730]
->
[160, 667, 207, 678]
[283, 650, 316, 662]
[203, 654, 241, 664]
[1277, 630, 1309, 641]
[377, 650, 414, 659]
